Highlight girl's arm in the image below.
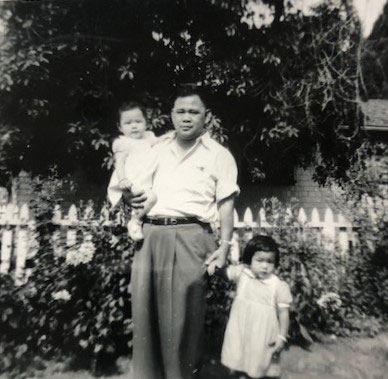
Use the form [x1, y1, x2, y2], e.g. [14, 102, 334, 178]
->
[272, 307, 290, 354]
[272, 281, 292, 354]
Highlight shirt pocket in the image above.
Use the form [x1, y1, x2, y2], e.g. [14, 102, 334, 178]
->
[188, 161, 216, 196]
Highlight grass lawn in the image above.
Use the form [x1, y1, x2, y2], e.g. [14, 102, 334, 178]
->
[1, 334, 387, 379]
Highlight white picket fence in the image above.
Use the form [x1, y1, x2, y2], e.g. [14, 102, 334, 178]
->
[0, 202, 355, 284]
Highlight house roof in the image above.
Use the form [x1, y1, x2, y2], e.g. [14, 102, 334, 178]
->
[360, 99, 388, 130]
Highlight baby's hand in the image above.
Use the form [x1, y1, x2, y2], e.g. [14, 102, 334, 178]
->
[130, 184, 143, 196]
[119, 178, 132, 191]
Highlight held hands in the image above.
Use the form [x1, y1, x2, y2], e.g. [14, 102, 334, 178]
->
[204, 241, 230, 275]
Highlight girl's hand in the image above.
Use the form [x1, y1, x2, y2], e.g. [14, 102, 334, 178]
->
[269, 336, 286, 355]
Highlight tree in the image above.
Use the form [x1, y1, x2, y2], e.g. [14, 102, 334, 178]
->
[361, 2, 388, 99]
[0, 0, 364, 186]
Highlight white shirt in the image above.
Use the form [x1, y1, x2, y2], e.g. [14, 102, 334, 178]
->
[148, 132, 240, 223]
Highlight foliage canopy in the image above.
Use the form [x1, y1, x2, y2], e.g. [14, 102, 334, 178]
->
[0, 0, 363, 186]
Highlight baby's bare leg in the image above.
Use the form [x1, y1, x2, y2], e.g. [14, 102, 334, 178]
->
[127, 187, 157, 241]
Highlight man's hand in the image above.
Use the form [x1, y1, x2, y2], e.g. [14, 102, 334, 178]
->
[122, 187, 147, 210]
[205, 244, 229, 275]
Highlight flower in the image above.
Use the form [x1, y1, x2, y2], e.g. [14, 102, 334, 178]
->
[66, 238, 96, 266]
[52, 289, 71, 301]
[317, 292, 342, 310]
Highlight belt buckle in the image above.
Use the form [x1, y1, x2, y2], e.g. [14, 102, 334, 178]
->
[170, 218, 178, 225]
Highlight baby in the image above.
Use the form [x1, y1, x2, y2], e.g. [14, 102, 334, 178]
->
[107, 101, 171, 241]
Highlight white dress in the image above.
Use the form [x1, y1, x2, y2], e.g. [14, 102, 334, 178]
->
[107, 132, 158, 208]
[221, 266, 292, 378]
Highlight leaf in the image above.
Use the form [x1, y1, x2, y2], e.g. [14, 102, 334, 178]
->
[299, 323, 314, 344]
[94, 343, 103, 353]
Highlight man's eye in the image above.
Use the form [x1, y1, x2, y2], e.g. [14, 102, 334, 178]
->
[189, 111, 199, 115]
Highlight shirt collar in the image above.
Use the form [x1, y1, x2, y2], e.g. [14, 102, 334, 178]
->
[166, 130, 212, 149]
[243, 269, 277, 284]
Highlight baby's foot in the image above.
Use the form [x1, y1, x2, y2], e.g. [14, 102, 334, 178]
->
[127, 218, 144, 241]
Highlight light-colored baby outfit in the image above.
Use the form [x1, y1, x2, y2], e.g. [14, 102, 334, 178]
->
[107, 131, 158, 208]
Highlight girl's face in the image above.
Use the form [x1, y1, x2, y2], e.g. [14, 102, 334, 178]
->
[250, 250, 276, 280]
[119, 108, 147, 139]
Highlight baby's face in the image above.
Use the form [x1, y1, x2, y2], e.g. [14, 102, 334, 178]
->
[250, 251, 276, 280]
[119, 108, 146, 139]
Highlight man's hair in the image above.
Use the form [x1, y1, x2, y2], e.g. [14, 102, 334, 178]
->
[118, 101, 147, 121]
[171, 84, 208, 109]
[241, 235, 280, 267]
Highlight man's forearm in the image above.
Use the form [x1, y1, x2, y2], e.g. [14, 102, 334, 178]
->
[218, 195, 235, 255]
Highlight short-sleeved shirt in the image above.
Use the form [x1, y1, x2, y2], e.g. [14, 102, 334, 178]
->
[148, 132, 240, 223]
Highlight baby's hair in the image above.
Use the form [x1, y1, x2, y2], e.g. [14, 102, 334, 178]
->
[118, 101, 147, 122]
[241, 235, 280, 267]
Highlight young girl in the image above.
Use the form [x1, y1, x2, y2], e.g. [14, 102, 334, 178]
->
[107, 101, 170, 241]
[221, 235, 292, 378]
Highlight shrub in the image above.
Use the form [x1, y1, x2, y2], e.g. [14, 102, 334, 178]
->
[0, 172, 135, 376]
[333, 143, 388, 335]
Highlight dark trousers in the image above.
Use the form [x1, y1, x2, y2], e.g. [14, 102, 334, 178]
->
[131, 223, 216, 379]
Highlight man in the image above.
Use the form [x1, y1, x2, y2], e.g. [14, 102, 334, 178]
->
[130, 86, 239, 379]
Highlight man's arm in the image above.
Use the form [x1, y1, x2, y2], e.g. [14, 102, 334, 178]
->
[205, 194, 235, 275]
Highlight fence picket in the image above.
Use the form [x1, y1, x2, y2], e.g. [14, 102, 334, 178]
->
[298, 208, 307, 224]
[0, 229, 13, 274]
[15, 227, 29, 284]
[243, 207, 254, 227]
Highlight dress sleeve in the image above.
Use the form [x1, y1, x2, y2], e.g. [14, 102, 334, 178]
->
[112, 137, 131, 154]
[214, 149, 240, 203]
[226, 264, 244, 283]
[276, 281, 293, 308]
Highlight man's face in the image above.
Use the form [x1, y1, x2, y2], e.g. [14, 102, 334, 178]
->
[171, 95, 206, 142]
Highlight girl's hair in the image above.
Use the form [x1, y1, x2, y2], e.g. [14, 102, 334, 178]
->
[241, 235, 280, 267]
[118, 101, 147, 121]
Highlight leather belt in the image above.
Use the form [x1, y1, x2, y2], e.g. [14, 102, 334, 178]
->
[144, 216, 209, 226]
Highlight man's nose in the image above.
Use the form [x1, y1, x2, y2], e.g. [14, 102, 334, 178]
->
[182, 112, 192, 121]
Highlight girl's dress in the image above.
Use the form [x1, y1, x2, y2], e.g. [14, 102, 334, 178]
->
[221, 266, 292, 378]
[107, 132, 158, 208]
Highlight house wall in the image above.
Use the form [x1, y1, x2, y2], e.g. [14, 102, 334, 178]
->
[235, 167, 337, 222]
[11, 166, 337, 222]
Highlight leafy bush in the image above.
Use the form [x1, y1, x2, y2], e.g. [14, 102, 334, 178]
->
[0, 173, 135, 376]
[333, 143, 388, 335]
